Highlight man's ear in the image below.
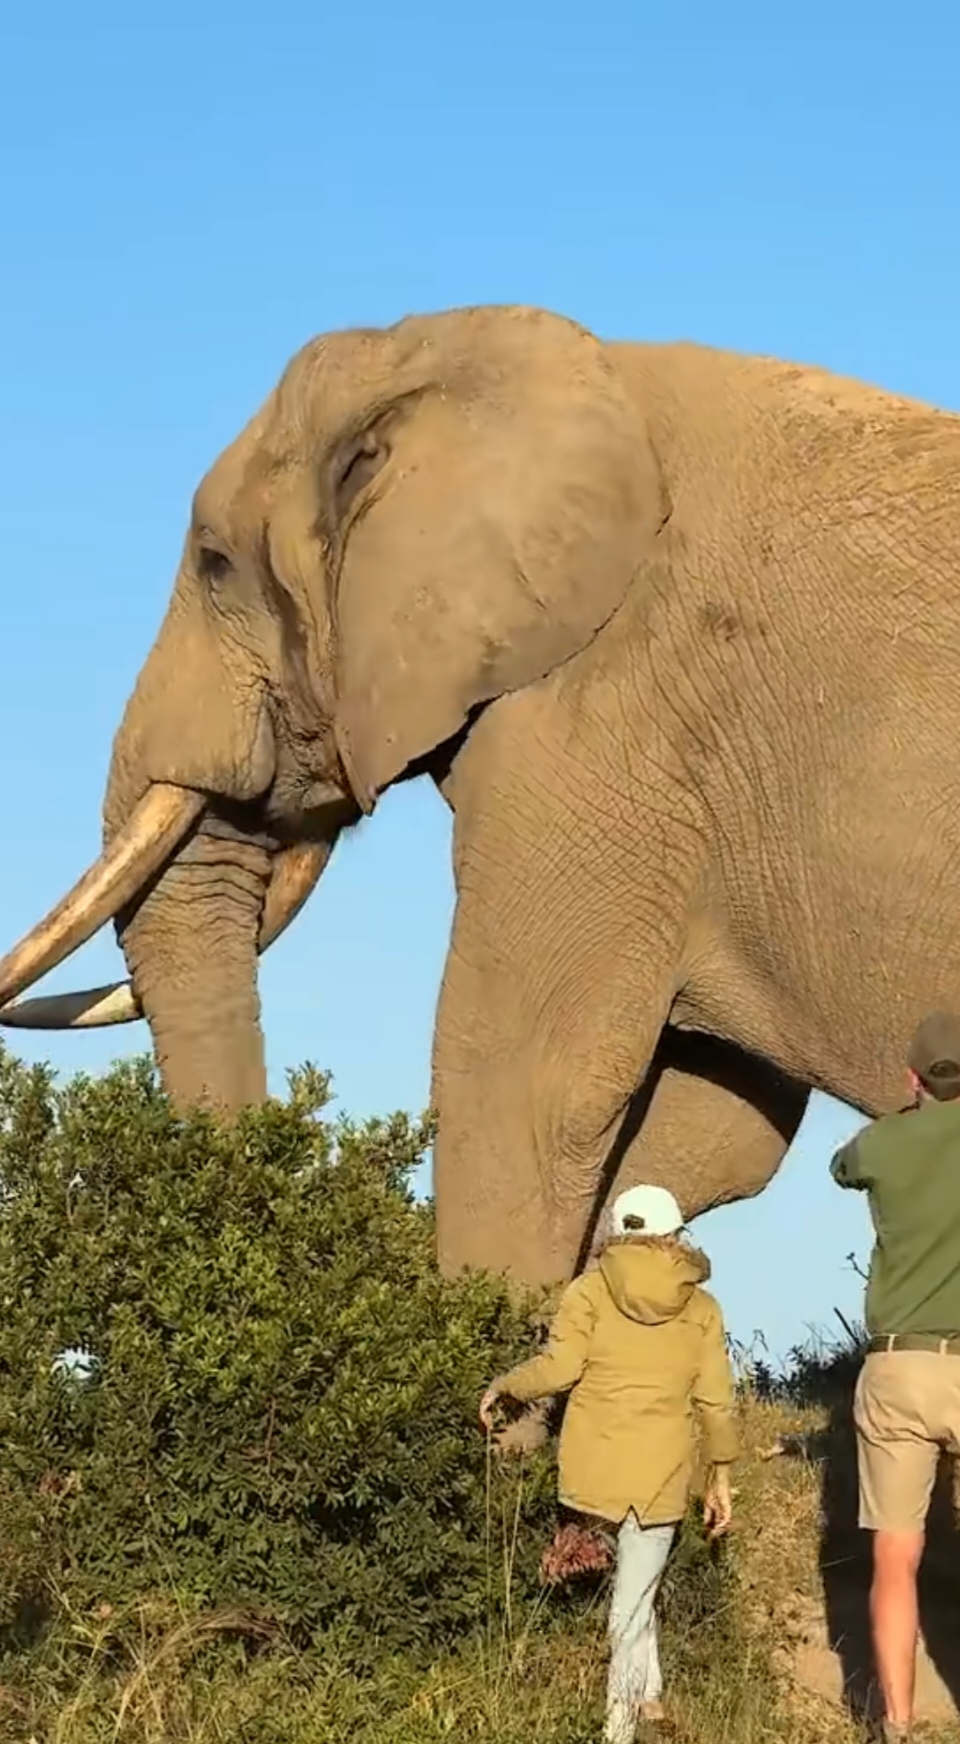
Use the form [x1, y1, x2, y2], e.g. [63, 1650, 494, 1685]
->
[906, 1068, 923, 1101]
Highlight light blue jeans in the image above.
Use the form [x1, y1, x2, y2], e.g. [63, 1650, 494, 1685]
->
[605, 1513, 677, 1744]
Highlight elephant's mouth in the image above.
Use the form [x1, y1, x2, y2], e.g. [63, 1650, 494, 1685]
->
[0, 781, 347, 1033]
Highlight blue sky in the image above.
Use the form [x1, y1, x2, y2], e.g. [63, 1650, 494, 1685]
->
[2, 1, 958, 1355]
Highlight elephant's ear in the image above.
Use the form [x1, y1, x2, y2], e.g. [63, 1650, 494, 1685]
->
[326, 313, 667, 809]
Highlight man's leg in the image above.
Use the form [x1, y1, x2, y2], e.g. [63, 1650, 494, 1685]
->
[605, 1515, 675, 1744]
[871, 1530, 924, 1734]
[854, 1353, 942, 1734]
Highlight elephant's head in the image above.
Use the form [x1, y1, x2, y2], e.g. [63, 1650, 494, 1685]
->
[0, 306, 666, 1110]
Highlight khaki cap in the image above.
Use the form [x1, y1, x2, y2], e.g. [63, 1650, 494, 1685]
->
[907, 1011, 960, 1089]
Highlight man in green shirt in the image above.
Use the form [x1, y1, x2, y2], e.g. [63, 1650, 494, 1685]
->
[831, 1011, 960, 1742]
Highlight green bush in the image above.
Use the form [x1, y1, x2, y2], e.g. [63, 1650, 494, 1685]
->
[0, 1045, 554, 1661]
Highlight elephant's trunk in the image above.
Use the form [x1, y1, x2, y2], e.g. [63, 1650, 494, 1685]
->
[118, 831, 272, 1111]
[115, 827, 341, 1111]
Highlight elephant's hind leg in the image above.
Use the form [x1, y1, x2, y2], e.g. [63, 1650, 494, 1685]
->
[495, 1043, 808, 1458]
[585, 1030, 809, 1263]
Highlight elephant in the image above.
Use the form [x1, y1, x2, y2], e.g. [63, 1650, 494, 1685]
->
[0, 302, 957, 1288]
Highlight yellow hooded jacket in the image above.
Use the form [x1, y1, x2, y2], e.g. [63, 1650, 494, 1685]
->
[494, 1238, 738, 1526]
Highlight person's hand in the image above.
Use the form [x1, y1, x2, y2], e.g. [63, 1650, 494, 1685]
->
[703, 1465, 733, 1538]
[479, 1384, 502, 1432]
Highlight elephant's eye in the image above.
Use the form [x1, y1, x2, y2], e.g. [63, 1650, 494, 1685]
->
[198, 545, 232, 585]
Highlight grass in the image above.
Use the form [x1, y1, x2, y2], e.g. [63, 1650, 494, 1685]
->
[0, 1594, 786, 1744]
[3, 1336, 960, 1744]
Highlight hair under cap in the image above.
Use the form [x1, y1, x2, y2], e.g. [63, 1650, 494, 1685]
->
[610, 1183, 684, 1238]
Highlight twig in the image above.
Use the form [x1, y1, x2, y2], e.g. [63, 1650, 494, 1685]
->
[833, 1306, 860, 1346]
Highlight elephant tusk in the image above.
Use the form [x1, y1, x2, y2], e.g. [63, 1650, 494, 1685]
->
[259, 839, 331, 951]
[0, 983, 142, 1029]
[0, 783, 205, 1012]
[0, 837, 330, 1031]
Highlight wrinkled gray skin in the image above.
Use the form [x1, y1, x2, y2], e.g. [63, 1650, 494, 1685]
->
[79, 307, 960, 1284]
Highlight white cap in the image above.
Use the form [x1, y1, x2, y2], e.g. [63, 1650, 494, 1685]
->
[610, 1183, 684, 1238]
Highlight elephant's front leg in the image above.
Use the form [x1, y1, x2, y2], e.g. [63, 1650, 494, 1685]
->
[431, 688, 706, 1287]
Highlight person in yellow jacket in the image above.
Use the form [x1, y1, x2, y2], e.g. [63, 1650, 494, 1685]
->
[480, 1183, 738, 1743]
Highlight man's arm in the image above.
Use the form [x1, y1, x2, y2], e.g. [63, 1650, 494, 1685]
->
[830, 1131, 868, 1191]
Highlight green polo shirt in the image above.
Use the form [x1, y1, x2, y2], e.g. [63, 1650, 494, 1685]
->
[831, 1100, 960, 1337]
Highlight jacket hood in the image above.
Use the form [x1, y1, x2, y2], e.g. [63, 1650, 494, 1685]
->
[598, 1236, 711, 1325]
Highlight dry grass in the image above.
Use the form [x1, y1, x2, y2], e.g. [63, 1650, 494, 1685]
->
[3, 1371, 960, 1744]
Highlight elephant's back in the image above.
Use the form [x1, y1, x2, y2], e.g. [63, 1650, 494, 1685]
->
[612, 334, 955, 423]
[612, 336, 960, 546]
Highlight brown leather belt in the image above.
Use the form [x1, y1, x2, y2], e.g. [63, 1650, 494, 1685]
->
[867, 1333, 960, 1355]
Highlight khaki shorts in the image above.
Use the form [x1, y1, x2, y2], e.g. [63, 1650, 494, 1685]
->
[854, 1350, 960, 1533]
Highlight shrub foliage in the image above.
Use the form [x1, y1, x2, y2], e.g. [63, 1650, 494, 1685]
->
[0, 1046, 554, 1657]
